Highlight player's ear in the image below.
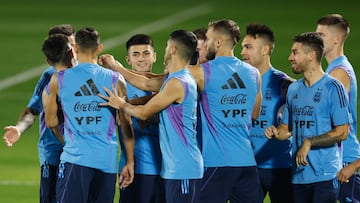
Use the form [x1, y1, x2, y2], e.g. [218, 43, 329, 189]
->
[125, 55, 131, 65]
[97, 43, 103, 54]
[74, 44, 79, 54]
[46, 58, 54, 66]
[66, 48, 75, 67]
[153, 52, 157, 63]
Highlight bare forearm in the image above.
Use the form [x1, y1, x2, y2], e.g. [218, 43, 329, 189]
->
[122, 102, 152, 120]
[45, 104, 59, 128]
[277, 124, 292, 140]
[118, 111, 135, 164]
[307, 125, 348, 147]
[351, 159, 360, 171]
[16, 108, 37, 134]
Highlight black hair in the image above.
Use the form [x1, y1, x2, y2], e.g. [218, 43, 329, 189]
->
[293, 32, 324, 62]
[169, 30, 198, 65]
[126, 34, 154, 51]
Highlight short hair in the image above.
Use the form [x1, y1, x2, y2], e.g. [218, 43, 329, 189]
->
[246, 23, 275, 52]
[293, 32, 324, 62]
[75, 27, 100, 52]
[317, 14, 350, 39]
[208, 19, 241, 47]
[126, 34, 154, 51]
[169, 29, 198, 64]
[193, 27, 207, 41]
[48, 24, 74, 37]
[42, 34, 71, 65]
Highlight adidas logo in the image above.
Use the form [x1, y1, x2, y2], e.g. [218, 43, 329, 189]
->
[75, 79, 100, 96]
[221, 73, 246, 89]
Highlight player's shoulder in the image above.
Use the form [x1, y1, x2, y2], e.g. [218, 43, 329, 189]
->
[40, 66, 56, 77]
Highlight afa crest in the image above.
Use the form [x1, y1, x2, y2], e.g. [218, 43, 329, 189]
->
[265, 90, 272, 100]
[313, 91, 321, 103]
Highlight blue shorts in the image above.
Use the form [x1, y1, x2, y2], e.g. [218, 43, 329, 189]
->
[338, 171, 360, 203]
[163, 178, 201, 203]
[258, 167, 292, 203]
[119, 174, 164, 203]
[40, 162, 58, 203]
[293, 178, 339, 203]
[56, 162, 116, 203]
[200, 166, 262, 203]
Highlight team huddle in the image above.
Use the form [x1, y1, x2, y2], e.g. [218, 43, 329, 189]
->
[3, 14, 360, 203]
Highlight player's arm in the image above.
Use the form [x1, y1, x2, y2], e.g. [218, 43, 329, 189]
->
[337, 158, 360, 183]
[99, 78, 183, 120]
[328, 67, 350, 91]
[252, 70, 262, 120]
[44, 74, 59, 128]
[305, 124, 349, 147]
[115, 79, 135, 189]
[188, 65, 205, 91]
[99, 54, 164, 92]
[130, 70, 165, 79]
[296, 124, 349, 167]
[264, 123, 291, 141]
[42, 88, 64, 145]
[3, 108, 37, 147]
[128, 94, 160, 126]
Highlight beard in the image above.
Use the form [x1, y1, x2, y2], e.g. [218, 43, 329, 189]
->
[206, 49, 216, 60]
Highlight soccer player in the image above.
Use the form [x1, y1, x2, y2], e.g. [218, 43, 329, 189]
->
[99, 19, 263, 203]
[316, 14, 360, 203]
[3, 24, 75, 203]
[196, 19, 262, 203]
[265, 32, 350, 203]
[44, 27, 135, 203]
[191, 27, 208, 152]
[241, 23, 294, 203]
[99, 29, 203, 203]
[338, 158, 360, 184]
[118, 34, 163, 203]
[192, 27, 208, 65]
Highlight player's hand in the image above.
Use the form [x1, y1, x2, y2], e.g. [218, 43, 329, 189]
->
[337, 164, 355, 183]
[296, 139, 310, 167]
[98, 54, 116, 68]
[264, 125, 278, 139]
[98, 85, 126, 110]
[3, 126, 21, 147]
[118, 163, 134, 189]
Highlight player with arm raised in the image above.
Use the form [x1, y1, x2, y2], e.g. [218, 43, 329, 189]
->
[3, 24, 75, 203]
[44, 27, 134, 203]
[100, 19, 262, 203]
[99, 29, 203, 203]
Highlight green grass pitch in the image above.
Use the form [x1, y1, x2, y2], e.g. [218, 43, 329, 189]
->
[0, 0, 359, 202]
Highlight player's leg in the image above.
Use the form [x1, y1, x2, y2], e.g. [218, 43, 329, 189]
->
[163, 179, 201, 203]
[293, 183, 312, 203]
[338, 172, 360, 203]
[90, 170, 116, 203]
[120, 174, 162, 203]
[312, 178, 339, 203]
[268, 168, 293, 203]
[40, 162, 58, 203]
[56, 163, 95, 203]
[229, 166, 262, 203]
[257, 168, 271, 200]
[199, 167, 233, 203]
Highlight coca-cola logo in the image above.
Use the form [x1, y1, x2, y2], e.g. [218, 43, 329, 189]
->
[292, 105, 314, 116]
[220, 94, 247, 104]
[74, 101, 101, 112]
